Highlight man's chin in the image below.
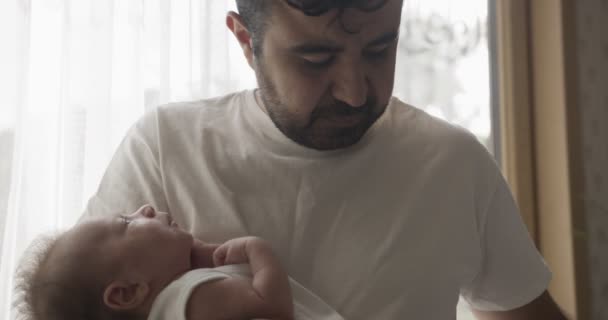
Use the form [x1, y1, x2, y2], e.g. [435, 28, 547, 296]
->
[309, 121, 374, 150]
[312, 138, 364, 150]
[294, 130, 368, 151]
[270, 111, 377, 150]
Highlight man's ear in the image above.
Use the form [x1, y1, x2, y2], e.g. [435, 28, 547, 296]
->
[103, 280, 150, 311]
[226, 11, 255, 68]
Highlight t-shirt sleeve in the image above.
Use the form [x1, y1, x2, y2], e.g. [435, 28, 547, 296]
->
[460, 171, 552, 311]
[80, 109, 169, 220]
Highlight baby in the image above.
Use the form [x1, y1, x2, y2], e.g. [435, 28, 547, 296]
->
[13, 205, 299, 320]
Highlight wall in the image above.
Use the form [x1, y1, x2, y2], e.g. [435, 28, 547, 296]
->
[575, 0, 608, 318]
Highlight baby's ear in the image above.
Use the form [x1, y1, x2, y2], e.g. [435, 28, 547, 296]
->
[103, 280, 150, 311]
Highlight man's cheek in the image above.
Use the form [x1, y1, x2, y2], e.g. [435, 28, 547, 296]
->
[282, 80, 323, 105]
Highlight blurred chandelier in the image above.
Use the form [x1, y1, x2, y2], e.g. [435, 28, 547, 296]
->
[399, 4, 485, 63]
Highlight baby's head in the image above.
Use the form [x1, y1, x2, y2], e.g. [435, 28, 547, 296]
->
[13, 205, 194, 320]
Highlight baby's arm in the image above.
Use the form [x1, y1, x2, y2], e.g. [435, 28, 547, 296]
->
[186, 237, 294, 320]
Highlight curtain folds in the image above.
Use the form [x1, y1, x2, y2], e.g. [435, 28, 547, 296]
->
[0, 1, 488, 319]
[0, 1, 254, 318]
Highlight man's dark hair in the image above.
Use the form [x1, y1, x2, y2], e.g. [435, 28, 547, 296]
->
[235, 0, 389, 55]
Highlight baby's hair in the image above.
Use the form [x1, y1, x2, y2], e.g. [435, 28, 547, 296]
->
[12, 231, 144, 320]
[13, 231, 60, 320]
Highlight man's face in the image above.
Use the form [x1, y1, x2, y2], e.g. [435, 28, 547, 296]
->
[253, 0, 403, 150]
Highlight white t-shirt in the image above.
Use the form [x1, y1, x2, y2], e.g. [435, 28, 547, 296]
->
[148, 264, 345, 320]
[84, 90, 551, 319]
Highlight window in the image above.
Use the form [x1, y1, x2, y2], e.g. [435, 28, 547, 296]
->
[0, 0, 17, 248]
[394, 0, 494, 154]
[0, 1, 496, 319]
[393, 1, 495, 319]
[0, 126, 13, 249]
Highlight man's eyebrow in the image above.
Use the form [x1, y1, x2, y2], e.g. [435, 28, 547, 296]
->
[289, 30, 399, 54]
[366, 30, 399, 48]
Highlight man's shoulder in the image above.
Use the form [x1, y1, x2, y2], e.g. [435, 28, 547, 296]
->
[154, 90, 249, 124]
[386, 98, 501, 195]
[387, 97, 486, 155]
[122, 90, 251, 149]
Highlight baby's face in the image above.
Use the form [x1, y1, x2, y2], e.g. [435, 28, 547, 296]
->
[71, 205, 194, 285]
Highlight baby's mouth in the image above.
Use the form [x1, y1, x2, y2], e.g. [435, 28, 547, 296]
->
[166, 213, 179, 228]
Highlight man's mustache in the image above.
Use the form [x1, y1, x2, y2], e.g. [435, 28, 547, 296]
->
[312, 99, 376, 119]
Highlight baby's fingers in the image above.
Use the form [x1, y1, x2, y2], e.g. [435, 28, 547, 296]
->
[212, 245, 228, 267]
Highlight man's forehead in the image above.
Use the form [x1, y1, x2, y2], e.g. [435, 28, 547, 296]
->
[270, 0, 403, 45]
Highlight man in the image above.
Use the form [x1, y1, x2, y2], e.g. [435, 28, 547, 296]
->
[83, 0, 567, 319]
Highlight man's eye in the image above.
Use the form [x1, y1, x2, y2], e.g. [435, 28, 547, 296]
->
[364, 46, 390, 60]
[302, 55, 334, 68]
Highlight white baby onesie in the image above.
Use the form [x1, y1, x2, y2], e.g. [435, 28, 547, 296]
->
[148, 264, 345, 320]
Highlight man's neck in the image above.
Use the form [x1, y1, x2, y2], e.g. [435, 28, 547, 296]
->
[254, 89, 269, 115]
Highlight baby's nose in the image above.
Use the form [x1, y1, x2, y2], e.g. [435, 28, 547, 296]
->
[140, 205, 156, 217]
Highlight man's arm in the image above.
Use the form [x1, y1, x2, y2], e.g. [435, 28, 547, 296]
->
[473, 291, 568, 320]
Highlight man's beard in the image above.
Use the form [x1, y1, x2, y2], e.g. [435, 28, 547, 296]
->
[254, 66, 385, 151]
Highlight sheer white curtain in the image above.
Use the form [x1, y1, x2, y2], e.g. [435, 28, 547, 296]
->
[0, 0, 490, 319]
[0, 0, 255, 318]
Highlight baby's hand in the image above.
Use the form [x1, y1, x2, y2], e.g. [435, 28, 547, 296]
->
[212, 236, 266, 267]
[191, 239, 220, 269]
[189, 236, 293, 320]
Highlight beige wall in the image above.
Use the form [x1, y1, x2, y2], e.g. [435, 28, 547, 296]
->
[575, 0, 608, 318]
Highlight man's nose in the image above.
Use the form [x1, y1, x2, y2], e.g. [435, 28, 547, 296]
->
[331, 62, 369, 107]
